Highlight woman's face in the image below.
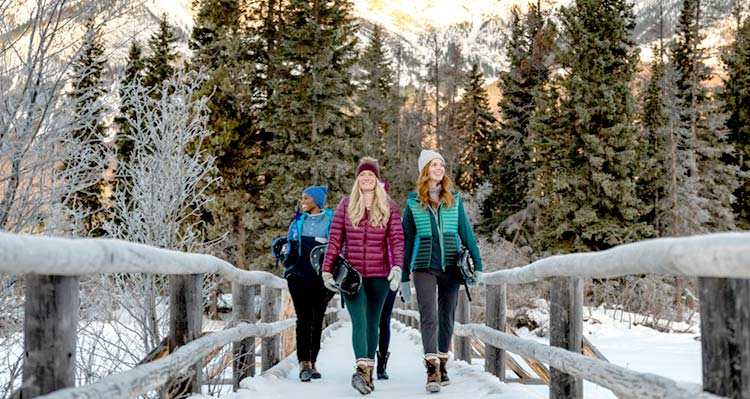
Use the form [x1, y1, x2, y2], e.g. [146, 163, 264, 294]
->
[357, 170, 378, 192]
[300, 193, 319, 213]
[427, 158, 445, 183]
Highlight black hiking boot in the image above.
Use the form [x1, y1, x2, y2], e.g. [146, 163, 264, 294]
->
[311, 362, 321, 379]
[377, 351, 390, 380]
[299, 361, 313, 382]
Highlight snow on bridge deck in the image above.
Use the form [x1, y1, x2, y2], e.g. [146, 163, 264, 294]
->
[205, 321, 543, 399]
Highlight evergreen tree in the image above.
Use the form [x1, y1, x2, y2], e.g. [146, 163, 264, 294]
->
[421, 28, 444, 152]
[356, 24, 401, 153]
[454, 63, 499, 193]
[720, 17, 750, 229]
[356, 23, 408, 203]
[115, 41, 144, 167]
[144, 13, 178, 88]
[670, 0, 738, 232]
[189, 0, 271, 269]
[440, 40, 466, 166]
[67, 19, 108, 236]
[259, 0, 361, 258]
[641, 53, 707, 236]
[534, 0, 652, 253]
[488, 3, 553, 241]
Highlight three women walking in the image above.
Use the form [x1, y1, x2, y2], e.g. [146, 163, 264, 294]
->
[278, 150, 482, 395]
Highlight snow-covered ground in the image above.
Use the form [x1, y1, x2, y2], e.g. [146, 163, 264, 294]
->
[193, 308, 702, 399]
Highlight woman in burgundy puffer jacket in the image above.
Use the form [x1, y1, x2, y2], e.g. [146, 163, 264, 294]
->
[321, 157, 404, 395]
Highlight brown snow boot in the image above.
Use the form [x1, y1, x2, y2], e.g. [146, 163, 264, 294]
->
[438, 353, 450, 385]
[424, 355, 441, 393]
[366, 363, 375, 391]
[299, 360, 313, 382]
[352, 362, 372, 395]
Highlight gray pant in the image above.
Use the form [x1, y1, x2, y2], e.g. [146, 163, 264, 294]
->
[413, 268, 461, 355]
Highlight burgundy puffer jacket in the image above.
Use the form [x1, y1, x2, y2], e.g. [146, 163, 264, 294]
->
[321, 196, 404, 278]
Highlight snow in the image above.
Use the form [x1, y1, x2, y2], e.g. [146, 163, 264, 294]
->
[194, 308, 703, 399]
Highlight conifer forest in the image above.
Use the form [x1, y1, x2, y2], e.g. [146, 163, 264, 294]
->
[1, 0, 750, 392]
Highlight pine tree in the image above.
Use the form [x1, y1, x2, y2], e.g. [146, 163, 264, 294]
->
[356, 23, 408, 203]
[356, 24, 401, 153]
[67, 19, 108, 236]
[488, 3, 554, 241]
[720, 17, 750, 229]
[534, 0, 652, 252]
[259, 0, 361, 259]
[454, 63, 499, 193]
[670, 0, 738, 232]
[440, 40, 466, 166]
[115, 41, 144, 167]
[421, 28, 444, 152]
[144, 13, 178, 88]
[641, 53, 707, 236]
[189, 0, 272, 269]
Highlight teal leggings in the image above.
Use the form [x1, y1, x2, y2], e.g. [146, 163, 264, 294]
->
[344, 278, 391, 359]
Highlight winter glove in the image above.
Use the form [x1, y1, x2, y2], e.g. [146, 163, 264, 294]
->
[387, 267, 402, 292]
[322, 272, 338, 292]
[399, 281, 412, 304]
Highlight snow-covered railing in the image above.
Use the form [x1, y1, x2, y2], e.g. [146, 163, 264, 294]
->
[36, 320, 296, 399]
[481, 232, 750, 285]
[0, 232, 286, 288]
[394, 232, 750, 399]
[452, 323, 721, 399]
[0, 231, 324, 398]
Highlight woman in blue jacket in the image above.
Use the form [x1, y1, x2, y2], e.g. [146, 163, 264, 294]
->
[282, 185, 333, 382]
[400, 150, 483, 393]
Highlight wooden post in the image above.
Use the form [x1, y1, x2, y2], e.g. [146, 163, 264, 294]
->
[549, 277, 583, 399]
[455, 287, 471, 363]
[167, 274, 203, 398]
[261, 286, 281, 372]
[22, 275, 79, 398]
[232, 283, 256, 390]
[485, 283, 506, 381]
[698, 277, 750, 398]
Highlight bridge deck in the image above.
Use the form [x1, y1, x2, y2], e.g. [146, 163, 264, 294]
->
[216, 320, 543, 399]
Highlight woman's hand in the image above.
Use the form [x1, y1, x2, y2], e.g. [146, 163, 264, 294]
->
[322, 272, 338, 292]
[387, 267, 402, 291]
[399, 281, 412, 304]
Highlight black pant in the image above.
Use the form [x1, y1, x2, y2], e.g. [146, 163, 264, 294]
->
[378, 289, 397, 354]
[287, 274, 330, 363]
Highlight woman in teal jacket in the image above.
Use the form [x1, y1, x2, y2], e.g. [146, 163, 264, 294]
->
[400, 150, 483, 393]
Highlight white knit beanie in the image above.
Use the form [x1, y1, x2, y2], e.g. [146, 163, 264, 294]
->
[418, 149, 445, 173]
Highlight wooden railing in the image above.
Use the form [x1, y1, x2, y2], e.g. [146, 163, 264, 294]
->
[394, 232, 750, 399]
[0, 232, 339, 398]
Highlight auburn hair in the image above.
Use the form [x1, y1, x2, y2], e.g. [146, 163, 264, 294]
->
[416, 165, 455, 209]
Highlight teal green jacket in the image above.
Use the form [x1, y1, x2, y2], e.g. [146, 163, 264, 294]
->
[401, 191, 482, 282]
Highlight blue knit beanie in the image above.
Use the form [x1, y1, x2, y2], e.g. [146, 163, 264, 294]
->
[303, 185, 328, 209]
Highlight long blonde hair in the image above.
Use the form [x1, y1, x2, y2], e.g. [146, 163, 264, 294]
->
[417, 165, 455, 209]
[348, 158, 390, 228]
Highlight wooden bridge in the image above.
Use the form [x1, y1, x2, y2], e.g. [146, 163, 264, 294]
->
[1, 231, 749, 398]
